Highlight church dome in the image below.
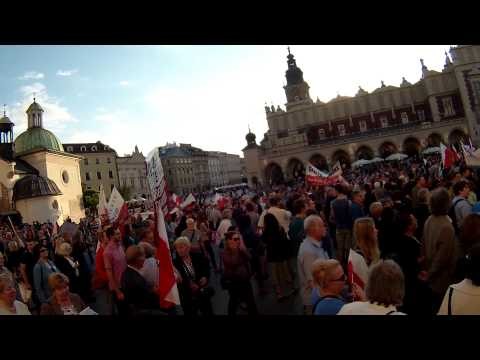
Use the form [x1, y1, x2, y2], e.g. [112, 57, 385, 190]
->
[14, 127, 64, 155]
[26, 101, 44, 113]
[13, 174, 62, 201]
[0, 114, 13, 125]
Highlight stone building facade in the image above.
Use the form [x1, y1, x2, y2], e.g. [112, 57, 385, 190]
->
[243, 45, 480, 186]
[117, 145, 149, 200]
[158, 143, 245, 194]
[63, 141, 120, 198]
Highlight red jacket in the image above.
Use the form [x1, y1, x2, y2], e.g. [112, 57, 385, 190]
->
[92, 245, 109, 289]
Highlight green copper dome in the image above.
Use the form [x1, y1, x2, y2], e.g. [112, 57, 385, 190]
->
[14, 127, 64, 155]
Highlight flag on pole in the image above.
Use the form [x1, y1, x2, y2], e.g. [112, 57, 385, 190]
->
[347, 249, 369, 299]
[98, 183, 110, 226]
[440, 142, 456, 169]
[106, 187, 129, 238]
[147, 147, 180, 308]
[180, 193, 196, 209]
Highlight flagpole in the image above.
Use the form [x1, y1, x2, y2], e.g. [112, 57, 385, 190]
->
[7, 216, 24, 248]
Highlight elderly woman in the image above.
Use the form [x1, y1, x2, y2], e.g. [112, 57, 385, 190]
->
[222, 231, 258, 315]
[33, 245, 60, 305]
[438, 244, 480, 315]
[338, 260, 405, 315]
[54, 242, 81, 295]
[0, 274, 31, 315]
[311, 258, 365, 315]
[40, 273, 87, 315]
[421, 187, 457, 314]
[173, 237, 213, 316]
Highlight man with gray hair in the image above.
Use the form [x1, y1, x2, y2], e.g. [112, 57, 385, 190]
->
[297, 215, 329, 314]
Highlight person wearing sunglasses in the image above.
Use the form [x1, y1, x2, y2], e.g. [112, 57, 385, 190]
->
[311, 258, 365, 315]
[221, 231, 258, 315]
[33, 246, 60, 306]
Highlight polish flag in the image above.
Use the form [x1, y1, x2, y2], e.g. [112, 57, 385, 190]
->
[440, 143, 457, 169]
[107, 187, 129, 238]
[180, 193, 196, 209]
[98, 184, 110, 227]
[347, 249, 369, 299]
[147, 148, 180, 308]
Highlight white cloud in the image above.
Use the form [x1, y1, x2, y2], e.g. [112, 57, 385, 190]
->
[19, 71, 44, 80]
[119, 80, 130, 87]
[56, 69, 78, 77]
[11, 82, 78, 138]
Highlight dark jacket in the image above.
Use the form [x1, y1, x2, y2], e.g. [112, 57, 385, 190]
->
[54, 255, 81, 295]
[413, 204, 430, 241]
[121, 266, 160, 315]
[173, 252, 211, 304]
[40, 293, 86, 315]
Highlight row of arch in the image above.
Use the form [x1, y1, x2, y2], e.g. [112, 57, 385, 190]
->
[264, 129, 468, 185]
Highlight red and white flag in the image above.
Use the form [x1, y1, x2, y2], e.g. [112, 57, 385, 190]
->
[98, 183, 110, 226]
[180, 193, 196, 209]
[107, 187, 129, 238]
[347, 249, 369, 299]
[440, 142, 458, 169]
[147, 147, 180, 308]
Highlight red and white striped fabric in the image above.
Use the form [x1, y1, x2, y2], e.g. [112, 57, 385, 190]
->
[306, 162, 340, 186]
[147, 148, 180, 308]
[347, 249, 369, 299]
[107, 187, 129, 238]
[97, 183, 110, 226]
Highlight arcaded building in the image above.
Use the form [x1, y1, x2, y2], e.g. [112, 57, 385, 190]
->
[243, 45, 480, 186]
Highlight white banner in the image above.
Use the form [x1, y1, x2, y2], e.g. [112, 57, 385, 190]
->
[146, 148, 168, 216]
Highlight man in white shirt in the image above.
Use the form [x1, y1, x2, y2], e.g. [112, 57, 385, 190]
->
[257, 196, 291, 234]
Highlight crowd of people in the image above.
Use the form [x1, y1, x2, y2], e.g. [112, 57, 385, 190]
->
[1, 153, 480, 315]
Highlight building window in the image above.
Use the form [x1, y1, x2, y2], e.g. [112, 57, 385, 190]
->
[80, 146, 86, 152]
[109, 170, 113, 179]
[123, 179, 126, 187]
[380, 116, 388, 128]
[97, 172, 102, 180]
[67, 146, 73, 152]
[62, 170, 69, 184]
[131, 178, 135, 186]
[337, 124, 346, 136]
[359, 120, 367, 132]
[442, 97, 455, 116]
[86, 172, 90, 181]
[417, 109, 426, 122]
[111, 184, 114, 191]
[107, 158, 111, 164]
[91, 145, 97, 151]
[401, 112, 409, 124]
[96, 158, 100, 165]
[318, 128, 326, 139]
[84, 158, 88, 165]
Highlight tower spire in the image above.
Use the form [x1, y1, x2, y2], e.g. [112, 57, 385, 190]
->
[3, 104, 5, 117]
[287, 46, 291, 55]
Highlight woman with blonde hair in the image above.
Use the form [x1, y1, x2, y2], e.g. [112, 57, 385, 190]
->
[310, 258, 364, 315]
[54, 242, 81, 295]
[348, 217, 380, 295]
[0, 274, 31, 315]
[40, 273, 88, 315]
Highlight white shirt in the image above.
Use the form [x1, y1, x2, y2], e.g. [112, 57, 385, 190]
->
[0, 300, 31, 315]
[140, 258, 159, 289]
[217, 219, 232, 241]
[338, 301, 405, 315]
[258, 206, 291, 234]
[438, 279, 480, 315]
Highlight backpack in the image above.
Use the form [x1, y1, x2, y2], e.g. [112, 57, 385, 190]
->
[449, 198, 467, 235]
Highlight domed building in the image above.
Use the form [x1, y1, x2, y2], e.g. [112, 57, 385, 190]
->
[0, 100, 85, 224]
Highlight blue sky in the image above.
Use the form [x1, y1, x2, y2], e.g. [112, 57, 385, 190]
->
[0, 45, 452, 156]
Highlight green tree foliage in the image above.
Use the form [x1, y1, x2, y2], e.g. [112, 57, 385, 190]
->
[83, 189, 99, 210]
